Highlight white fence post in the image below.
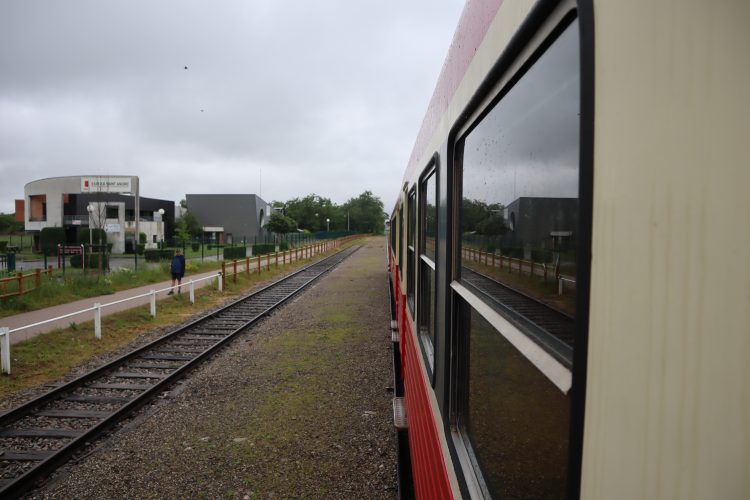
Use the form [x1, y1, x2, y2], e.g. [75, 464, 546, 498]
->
[189, 279, 195, 304]
[150, 290, 156, 317]
[0, 328, 10, 375]
[94, 303, 102, 339]
[218, 273, 223, 292]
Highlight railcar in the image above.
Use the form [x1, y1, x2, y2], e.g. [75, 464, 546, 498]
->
[388, 0, 749, 498]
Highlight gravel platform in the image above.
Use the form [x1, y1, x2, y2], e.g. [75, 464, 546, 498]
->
[25, 237, 397, 499]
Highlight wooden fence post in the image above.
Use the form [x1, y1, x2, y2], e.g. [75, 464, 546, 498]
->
[233, 260, 237, 283]
[246, 257, 250, 276]
[257, 256, 261, 274]
[17, 272, 23, 296]
[35, 269, 41, 289]
[221, 262, 226, 282]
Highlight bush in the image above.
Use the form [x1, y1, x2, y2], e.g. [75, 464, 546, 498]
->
[136, 244, 145, 255]
[139, 232, 147, 244]
[40, 227, 66, 255]
[78, 228, 107, 246]
[70, 254, 109, 269]
[279, 240, 290, 251]
[223, 246, 246, 260]
[252, 243, 275, 256]
[0, 241, 6, 252]
[191, 242, 200, 252]
[144, 249, 174, 262]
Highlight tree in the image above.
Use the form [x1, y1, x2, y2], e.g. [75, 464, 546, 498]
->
[342, 191, 385, 234]
[181, 212, 203, 237]
[285, 194, 341, 231]
[265, 212, 298, 234]
[0, 213, 23, 234]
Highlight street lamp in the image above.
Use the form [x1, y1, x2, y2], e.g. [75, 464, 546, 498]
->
[157, 208, 165, 248]
[326, 218, 330, 232]
[86, 204, 94, 246]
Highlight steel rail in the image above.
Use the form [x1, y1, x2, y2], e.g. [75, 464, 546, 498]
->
[0, 245, 360, 497]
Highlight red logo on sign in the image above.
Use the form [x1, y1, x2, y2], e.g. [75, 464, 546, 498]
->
[84, 180, 89, 188]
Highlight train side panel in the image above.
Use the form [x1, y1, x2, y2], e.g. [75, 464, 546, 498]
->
[582, 0, 750, 498]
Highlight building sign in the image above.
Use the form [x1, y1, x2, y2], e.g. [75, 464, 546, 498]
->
[104, 223, 121, 233]
[81, 176, 133, 193]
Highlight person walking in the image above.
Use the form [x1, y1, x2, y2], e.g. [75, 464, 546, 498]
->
[168, 248, 186, 295]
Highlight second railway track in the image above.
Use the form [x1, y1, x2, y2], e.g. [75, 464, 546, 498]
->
[0, 244, 360, 497]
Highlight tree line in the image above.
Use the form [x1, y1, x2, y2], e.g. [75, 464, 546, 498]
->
[268, 191, 385, 235]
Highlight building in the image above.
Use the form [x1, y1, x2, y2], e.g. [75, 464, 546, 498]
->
[185, 194, 271, 245]
[19, 176, 174, 253]
[503, 197, 578, 259]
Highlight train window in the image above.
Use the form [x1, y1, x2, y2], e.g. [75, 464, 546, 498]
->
[398, 203, 404, 273]
[457, 17, 579, 364]
[406, 187, 417, 314]
[418, 165, 438, 371]
[452, 17, 580, 498]
[457, 305, 570, 498]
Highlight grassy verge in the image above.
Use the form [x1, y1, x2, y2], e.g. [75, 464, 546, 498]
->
[0, 239, 363, 399]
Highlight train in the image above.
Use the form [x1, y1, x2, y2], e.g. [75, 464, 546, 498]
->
[387, 0, 749, 498]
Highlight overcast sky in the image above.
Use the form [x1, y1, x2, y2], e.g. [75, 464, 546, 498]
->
[0, 0, 465, 215]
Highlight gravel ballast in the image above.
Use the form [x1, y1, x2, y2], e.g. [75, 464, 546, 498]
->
[26, 237, 397, 499]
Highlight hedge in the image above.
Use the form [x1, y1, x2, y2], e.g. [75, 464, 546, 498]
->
[70, 254, 109, 269]
[252, 243, 275, 256]
[40, 227, 66, 255]
[223, 246, 247, 260]
[144, 249, 175, 262]
[279, 240, 290, 251]
[77, 228, 107, 246]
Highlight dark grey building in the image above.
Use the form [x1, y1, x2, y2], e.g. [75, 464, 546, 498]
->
[504, 197, 578, 259]
[186, 194, 271, 245]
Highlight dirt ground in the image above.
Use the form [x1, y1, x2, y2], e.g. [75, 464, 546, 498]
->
[26, 236, 397, 499]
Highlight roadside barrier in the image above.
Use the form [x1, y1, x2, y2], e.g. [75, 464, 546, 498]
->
[0, 234, 364, 375]
[0, 272, 221, 375]
[0, 267, 54, 299]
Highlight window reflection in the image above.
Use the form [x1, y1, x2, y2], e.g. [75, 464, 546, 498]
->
[459, 20, 580, 350]
[464, 307, 570, 498]
[424, 171, 437, 261]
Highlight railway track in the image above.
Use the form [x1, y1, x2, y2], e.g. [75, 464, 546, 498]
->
[0, 245, 360, 497]
[461, 267, 574, 365]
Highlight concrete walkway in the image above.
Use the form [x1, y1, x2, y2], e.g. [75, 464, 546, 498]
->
[0, 269, 222, 345]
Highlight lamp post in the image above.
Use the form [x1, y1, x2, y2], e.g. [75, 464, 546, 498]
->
[86, 204, 94, 247]
[326, 218, 330, 232]
[157, 208, 165, 248]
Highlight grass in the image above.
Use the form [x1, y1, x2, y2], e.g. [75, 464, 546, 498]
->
[0, 238, 363, 399]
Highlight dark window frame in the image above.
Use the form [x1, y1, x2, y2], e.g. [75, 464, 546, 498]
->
[406, 187, 417, 315]
[418, 161, 438, 376]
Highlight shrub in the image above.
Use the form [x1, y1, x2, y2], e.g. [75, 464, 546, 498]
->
[223, 246, 246, 260]
[0, 241, 6, 252]
[136, 244, 145, 255]
[252, 243, 275, 256]
[139, 232, 147, 244]
[144, 249, 174, 262]
[191, 242, 200, 252]
[279, 240, 290, 251]
[40, 227, 66, 255]
[500, 247, 524, 259]
[78, 228, 107, 246]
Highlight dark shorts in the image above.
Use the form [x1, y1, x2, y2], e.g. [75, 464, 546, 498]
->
[172, 273, 182, 280]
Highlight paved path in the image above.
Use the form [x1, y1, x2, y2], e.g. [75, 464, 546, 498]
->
[1, 244, 330, 345]
[0, 270, 222, 345]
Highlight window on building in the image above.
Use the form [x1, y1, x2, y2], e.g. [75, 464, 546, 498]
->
[106, 206, 118, 219]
